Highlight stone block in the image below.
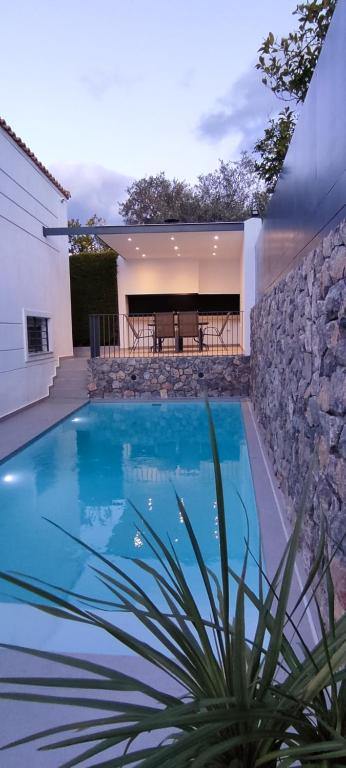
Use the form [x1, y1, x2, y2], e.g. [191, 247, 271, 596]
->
[329, 246, 346, 281]
[332, 228, 344, 248]
[331, 559, 346, 617]
[317, 378, 330, 412]
[338, 425, 346, 459]
[335, 336, 346, 367]
[306, 396, 319, 427]
[326, 456, 346, 501]
[325, 281, 346, 321]
[322, 231, 333, 259]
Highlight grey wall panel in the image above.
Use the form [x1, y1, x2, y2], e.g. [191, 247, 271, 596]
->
[257, 0, 346, 297]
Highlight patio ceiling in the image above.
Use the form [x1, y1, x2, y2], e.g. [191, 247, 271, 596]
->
[98, 222, 244, 261]
[43, 221, 244, 261]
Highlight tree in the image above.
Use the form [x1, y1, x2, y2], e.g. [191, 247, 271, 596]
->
[254, 0, 336, 190]
[254, 108, 296, 193]
[68, 214, 106, 255]
[195, 153, 268, 220]
[118, 172, 197, 224]
[119, 154, 267, 224]
[256, 0, 336, 103]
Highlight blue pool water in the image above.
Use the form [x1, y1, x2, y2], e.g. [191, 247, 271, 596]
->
[0, 402, 260, 653]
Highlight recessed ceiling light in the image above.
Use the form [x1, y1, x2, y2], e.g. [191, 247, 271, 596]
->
[174, 246, 178, 250]
[135, 246, 140, 250]
[214, 235, 219, 240]
[142, 254, 146, 258]
[214, 244, 218, 249]
[127, 237, 132, 241]
[3, 474, 15, 483]
[170, 236, 175, 241]
[177, 253, 181, 256]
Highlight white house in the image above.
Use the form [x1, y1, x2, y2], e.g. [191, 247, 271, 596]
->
[0, 118, 73, 418]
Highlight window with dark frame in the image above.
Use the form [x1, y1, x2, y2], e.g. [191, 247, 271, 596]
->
[27, 316, 49, 354]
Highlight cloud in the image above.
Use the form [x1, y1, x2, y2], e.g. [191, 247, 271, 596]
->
[81, 70, 142, 100]
[81, 72, 122, 100]
[179, 67, 195, 89]
[197, 65, 279, 151]
[50, 163, 133, 223]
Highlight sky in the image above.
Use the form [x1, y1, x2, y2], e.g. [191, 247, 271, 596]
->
[1, 0, 297, 222]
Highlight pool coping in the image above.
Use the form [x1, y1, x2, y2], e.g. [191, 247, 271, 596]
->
[241, 400, 318, 647]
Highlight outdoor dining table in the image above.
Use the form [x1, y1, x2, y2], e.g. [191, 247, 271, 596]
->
[148, 319, 209, 352]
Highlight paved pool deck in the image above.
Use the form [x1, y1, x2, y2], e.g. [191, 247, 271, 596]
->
[0, 397, 88, 463]
[0, 395, 318, 766]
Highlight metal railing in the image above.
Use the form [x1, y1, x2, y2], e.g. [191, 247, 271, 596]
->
[89, 312, 244, 358]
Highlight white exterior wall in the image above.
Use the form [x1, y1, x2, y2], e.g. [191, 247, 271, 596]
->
[117, 258, 201, 317]
[117, 255, 241, 346]
[0, 129, 73, 418]
[241, 218, 263, 355]
[198, 259, 241, 295]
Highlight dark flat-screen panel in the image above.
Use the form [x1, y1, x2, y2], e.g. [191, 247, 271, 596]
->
[127, 294, 240, 314]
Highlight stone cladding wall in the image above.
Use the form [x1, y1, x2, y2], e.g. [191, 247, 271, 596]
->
[251, 220, 346, 614]
[88, 355, 250, 400]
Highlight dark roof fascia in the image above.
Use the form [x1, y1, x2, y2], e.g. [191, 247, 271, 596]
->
[43, 221, 245, 237]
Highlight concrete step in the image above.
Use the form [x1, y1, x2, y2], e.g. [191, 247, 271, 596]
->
[59, 357, 88, 371]
[53, 380, 88, 390]
[50, 391, 88, 400]
[48, 356, 89, 401]
[50, 384, 89, 395]
[73, 346, 90, 358]
[54, 372, 89, 383]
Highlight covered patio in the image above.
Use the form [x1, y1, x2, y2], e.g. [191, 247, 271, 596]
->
[44, 217, 261, 358]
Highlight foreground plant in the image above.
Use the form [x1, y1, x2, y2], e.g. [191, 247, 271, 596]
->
[0, 403, 346, 767]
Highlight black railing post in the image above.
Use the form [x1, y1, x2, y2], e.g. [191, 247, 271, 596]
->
[89, 315, 100, 358]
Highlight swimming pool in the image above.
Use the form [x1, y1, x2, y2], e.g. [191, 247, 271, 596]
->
[0, 401, 260, 653]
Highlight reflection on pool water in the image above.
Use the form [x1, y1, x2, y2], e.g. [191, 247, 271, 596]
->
[0, 402, 260, 654]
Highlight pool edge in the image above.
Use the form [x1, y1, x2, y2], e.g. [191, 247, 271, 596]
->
[241, 400, 318, 646]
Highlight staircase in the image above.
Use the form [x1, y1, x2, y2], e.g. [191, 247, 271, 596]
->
[49, 357, 89, 401]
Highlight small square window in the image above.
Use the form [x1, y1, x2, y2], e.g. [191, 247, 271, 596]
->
[27, 316, 49, 354]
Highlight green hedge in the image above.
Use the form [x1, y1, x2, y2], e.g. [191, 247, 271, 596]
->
[69, 250, 118, 346]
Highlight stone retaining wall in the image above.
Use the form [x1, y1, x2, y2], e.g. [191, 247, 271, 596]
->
[251, 220, 346, 614]
[88, 355, 250, 399]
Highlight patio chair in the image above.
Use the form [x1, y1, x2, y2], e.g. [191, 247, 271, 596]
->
[126, 315, 154, 352]
[202, 312, 231, 349]
[154, 312, 176, 352]
[177, 311, 200, 351]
